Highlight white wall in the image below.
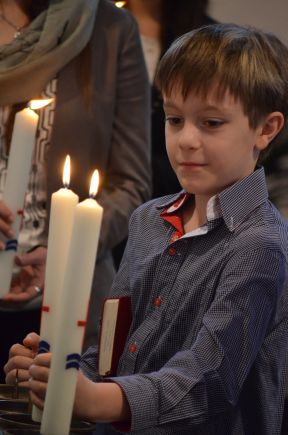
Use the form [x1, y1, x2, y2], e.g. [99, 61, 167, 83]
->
[208, 0, 288, 45]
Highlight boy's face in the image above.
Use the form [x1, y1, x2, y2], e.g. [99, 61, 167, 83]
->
[163, 86, 268, 199]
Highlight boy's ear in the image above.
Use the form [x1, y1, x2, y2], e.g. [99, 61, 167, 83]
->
[255, 112, 285, 150]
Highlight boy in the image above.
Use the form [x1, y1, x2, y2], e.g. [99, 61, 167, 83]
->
[5, 24, 288, 434]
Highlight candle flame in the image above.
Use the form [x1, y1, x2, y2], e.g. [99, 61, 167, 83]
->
[29, 99, 53, 110]
[89, 170, 99, 198]
[63, 155, 71, 188]
[115, 1, 126, 7]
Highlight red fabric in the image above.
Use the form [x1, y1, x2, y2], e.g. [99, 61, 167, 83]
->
[160, 193, 192, 241]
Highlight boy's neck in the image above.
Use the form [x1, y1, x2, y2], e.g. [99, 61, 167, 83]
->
[182, 195, 210, 233]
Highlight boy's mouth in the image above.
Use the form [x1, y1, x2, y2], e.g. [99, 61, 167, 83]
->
[179, 162, 207, 167]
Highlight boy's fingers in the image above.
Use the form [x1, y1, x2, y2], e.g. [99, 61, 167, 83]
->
[29, 380, 47, 400]
[5, 367, 30, 386]
[28, 356, 51, 400]
[4, 336, 40, 386]
[22, 332, 40, 351]
[33, 352, 52, 368]
[29, 390, 44, 410]
[16, 368, 31, 383]
[5, 368, 17, 386]
[29, 364, 50, 384]
[4, 354, 35, 378]
[8, 343, 35, 359]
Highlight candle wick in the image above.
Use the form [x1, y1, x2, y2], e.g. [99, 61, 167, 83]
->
[89, 193, 96, 199]
[63, 183, 69, 189]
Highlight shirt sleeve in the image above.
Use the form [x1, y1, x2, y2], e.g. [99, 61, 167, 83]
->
[109, 247, 286, 432]
[80, 345, 100, 382]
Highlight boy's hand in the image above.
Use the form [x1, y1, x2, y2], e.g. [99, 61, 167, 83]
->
[4, 332, 39, 387]
[28, 357, 90, 415]
[29, 352, 51, 410]
[0, 200, 14, 247]
[28, 356, 130, 423]
[1, 247, 47, 302]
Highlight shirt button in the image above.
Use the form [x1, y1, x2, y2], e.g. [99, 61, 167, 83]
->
[128, 342, 137, 353]
[153, 296, 162, 307]
[168, 247, 177, 256]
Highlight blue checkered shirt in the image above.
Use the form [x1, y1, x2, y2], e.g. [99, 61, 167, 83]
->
[81, 167, 288, 435]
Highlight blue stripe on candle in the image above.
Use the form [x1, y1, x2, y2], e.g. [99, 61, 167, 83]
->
[38, 340, 50, 354]
[65, 353, 81, 370]
[66, 353, 81, 361]
[66, 361, 80, 370]
[5, 240, 18, 251]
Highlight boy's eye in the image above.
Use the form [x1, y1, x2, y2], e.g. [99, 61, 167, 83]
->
[165, 116, 182, 126]
[203, 119, 224, 128]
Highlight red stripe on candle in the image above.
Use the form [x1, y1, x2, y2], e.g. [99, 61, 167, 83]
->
[42, 305, 50, 312]
[77, 320, 86, 327]
[17, 209, 24, 216]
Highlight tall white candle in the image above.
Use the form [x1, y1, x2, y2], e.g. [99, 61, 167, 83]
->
[32, 156, 79, 423]
[0, 100, 52, 297]
[41, 171, 103, 435]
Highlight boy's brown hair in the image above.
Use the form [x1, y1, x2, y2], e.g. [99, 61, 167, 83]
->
[156, 23, 288, 131]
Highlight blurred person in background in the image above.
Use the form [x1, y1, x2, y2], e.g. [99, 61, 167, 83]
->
[118, 0, 214, 197]
[0, 0, 150, 380]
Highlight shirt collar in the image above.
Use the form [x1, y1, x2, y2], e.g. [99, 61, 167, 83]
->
[156, 190, 187, 210]
[157, 167, 268, 232]
[218, 166, 268, 231]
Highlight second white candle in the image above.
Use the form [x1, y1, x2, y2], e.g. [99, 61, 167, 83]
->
[41, 171, 103, 435]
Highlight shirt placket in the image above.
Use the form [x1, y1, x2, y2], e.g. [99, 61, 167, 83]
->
[118, 239, 188, 375]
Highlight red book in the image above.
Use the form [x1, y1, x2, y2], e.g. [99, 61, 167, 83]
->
[98, 296, 132, 377]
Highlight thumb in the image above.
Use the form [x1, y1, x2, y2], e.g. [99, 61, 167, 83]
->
[23, 332, 40, 353]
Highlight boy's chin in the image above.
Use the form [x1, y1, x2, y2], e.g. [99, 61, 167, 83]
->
[181, 185, 220, 198]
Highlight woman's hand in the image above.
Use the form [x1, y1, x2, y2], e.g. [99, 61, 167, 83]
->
[1, 246, 47, 302]
[0, 200, 14, 248]
[4, 332, 40, 387]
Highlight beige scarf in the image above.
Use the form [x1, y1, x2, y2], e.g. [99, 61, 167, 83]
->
[0, 0, 100, 104]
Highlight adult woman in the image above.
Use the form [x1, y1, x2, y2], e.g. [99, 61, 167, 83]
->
[0, 0, 150, 378]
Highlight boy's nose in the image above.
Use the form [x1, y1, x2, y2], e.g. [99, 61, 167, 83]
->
[178, 124, 201, 150]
